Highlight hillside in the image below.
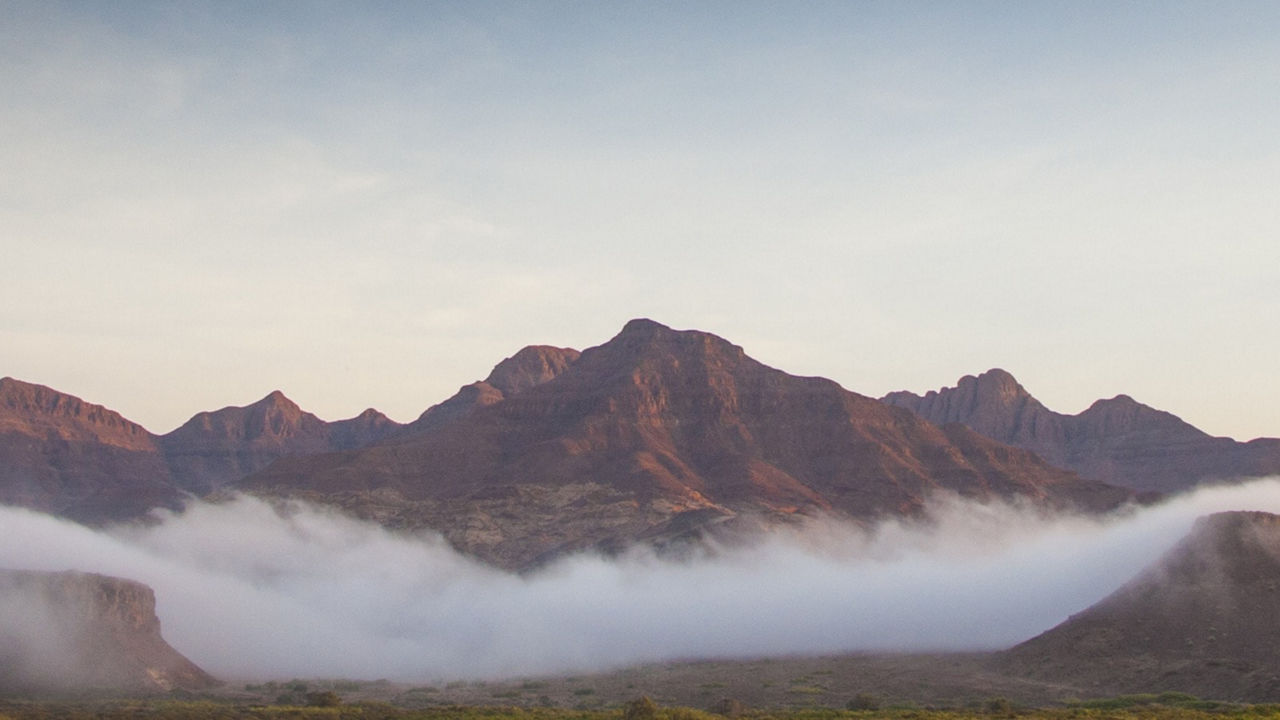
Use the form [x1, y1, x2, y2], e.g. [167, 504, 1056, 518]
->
[994, 510, 1280, 701]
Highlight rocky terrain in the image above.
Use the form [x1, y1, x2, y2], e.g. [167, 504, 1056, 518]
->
[0, 569, 216, 693]
[994, 510, 1280, 701]
[883, 369, 1280, 494]
[245, 319, 1130, 569]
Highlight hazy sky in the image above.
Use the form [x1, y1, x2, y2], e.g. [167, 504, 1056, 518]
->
[3, 1, 1278, 439]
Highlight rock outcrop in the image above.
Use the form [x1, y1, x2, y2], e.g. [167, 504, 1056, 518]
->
[0, 569, 216, 693]
[995, 511, 1280, 701]
[883, 369, 1280, 493]
[247, 320, 1131, 569]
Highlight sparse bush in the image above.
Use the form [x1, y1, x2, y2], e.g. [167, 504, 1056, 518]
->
[624, 696, 659, 720]
[710, 697, 745, 717]
[306, 691, 341, 707]
[847, 693, 881, 711]
[332, 680, 362, 692]
[985, 696, 1014, 715]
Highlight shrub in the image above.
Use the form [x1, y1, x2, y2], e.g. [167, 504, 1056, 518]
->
[710, 697, 745, 717]
[985, 697, 1014, 716]
[847, 693, 881, 711]
[624, 696, 659, 720]
[306, 691, 341, 707]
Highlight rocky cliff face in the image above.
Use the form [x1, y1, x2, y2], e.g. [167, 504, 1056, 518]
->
[883, 369, 1280, 494]
[247, 320, 1131, 569]
[0, 569, 216, 692]
[995, 511, 1280, 701]
[0, 377, 183, 523]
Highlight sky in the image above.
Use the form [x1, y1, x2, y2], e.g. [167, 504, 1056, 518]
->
[3, 1, 1278, 440]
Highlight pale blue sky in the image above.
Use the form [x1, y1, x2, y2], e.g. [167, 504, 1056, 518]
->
[3, 1, 1278, 440]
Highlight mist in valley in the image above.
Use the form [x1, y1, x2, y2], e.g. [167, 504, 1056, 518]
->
[3, 478, 1280, 684]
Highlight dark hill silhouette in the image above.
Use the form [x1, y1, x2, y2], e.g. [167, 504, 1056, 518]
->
[0, 569, 217, 693]
[246, 320, 1131, 569]
[883, 369, 1280, 493]
[994, 511, 1280, 701]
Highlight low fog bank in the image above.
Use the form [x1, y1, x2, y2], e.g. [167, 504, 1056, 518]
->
[3, 478, 1280, 683]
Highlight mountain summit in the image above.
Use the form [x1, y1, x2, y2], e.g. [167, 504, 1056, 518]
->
[248, 320, 1130, 569]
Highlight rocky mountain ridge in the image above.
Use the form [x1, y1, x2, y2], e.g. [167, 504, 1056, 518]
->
[0, 376, 405, 521]
[883, 369, 1280, 493]
[0, 377, 184, 522]
[246, 319, 1130, 569]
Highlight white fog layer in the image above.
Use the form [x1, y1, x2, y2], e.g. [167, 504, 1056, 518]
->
[3, 478, 1280, 682]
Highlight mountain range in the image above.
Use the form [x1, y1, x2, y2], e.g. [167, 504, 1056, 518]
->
[246, 319, 1127, 568]
[3, 320, 1276, 568]
[883, 369, 1280, 494]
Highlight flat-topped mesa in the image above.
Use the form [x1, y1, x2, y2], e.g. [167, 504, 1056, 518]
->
[0, 569, 217, 693]
[884, 370, 1280, 494]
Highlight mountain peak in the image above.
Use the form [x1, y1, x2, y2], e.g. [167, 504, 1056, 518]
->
[974, 367, 1024, 391]
[619, 317, 671, 336]
[254, 390, 298, 410]
[484, 345, 581, 396]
